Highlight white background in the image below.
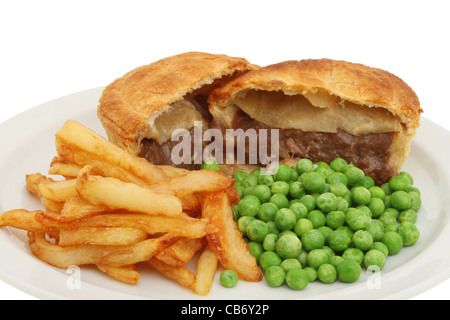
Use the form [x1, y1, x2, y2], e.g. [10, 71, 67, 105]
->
[0, 0, 449, 300]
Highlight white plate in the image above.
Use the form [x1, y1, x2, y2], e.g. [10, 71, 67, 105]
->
[0, 87, 449, 300]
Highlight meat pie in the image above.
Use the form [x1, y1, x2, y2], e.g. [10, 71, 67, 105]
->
[97, 52, 258, 170]
[208, 59, 422, 185]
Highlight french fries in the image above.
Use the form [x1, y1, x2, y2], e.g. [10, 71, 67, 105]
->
[0, 120, 264, 295]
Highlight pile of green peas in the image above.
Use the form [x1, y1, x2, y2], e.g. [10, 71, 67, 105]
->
[230, 157, 421, 290]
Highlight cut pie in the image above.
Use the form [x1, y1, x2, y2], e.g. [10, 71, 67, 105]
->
[97, 52, 258, 170]
[208, 59, 422, 184]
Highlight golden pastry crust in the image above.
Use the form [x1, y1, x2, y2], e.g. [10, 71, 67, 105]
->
[209, 59, 422, 132]
[98, 52, 257, 154]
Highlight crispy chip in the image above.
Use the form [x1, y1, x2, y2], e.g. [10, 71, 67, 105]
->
[36, 210, 215, 239]
[59, 227, 148, 246]
[193, 244, 219, 296]
[202, 191, 263, 282]
[76, 166, 182, 217]
[97, 264, 140, 285]
[149, 257, 196, 290]
[155, 237, 206, 266]
[55, 120, 168, 183]
[29, 231, 178, 268]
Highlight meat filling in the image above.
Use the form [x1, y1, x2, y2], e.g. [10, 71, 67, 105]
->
[139, 108, 397, 185]
[230, 110, 397, 185]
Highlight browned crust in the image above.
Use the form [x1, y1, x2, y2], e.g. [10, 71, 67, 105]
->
[209, 59, 422, 131]
[98, 52, 257, 154]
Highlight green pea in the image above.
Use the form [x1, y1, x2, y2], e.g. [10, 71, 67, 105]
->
[326, 210, 346, 230]
[270, 193, 290, 209]
[381, 231, 403, 256]
[237, 216, 255, 234]
[328, 229, 352, 252]
[351, 186, 371, 206]
[235, 185, 245, 199]
[276, 234, 302, 259]
[200, 160, 220, 172]
[336, 197, 350, 212]
[342, 247, 364, 265]
[364, 249, 386, 271]
[317, 226, 333, 242]
[345, 208, 370, 231]
[399, 171, 414, 185]
[330, 182, 349, 197]
[290, 202, 308, 219]
[243, 186, 256, 197]
[266, 221, 279, 235]
[352, 230, 374, 251]
[286, 268, 309, 290]
[330, 157, 348, 173]
[369, 186, 386, 200]
[263, 233, 278, 251]
[384, 207, 400, 219]
[389, 175, 410, 192]
[409, 192, 422, 211]
[246, 220, 269, 242]
[274, 164, 293, 182]
[234, 170, 249, 183]
[299, 194, 316, 211]
[329, 255, 344, 269]
[368, 198, 385, 218]
[378, 211, 397, 227]
[398, 222, 420, 246]
[390, 191, 412, 211]
[304, 267, 318, 282]
[371, 241, 389, 257]
[365, 219, 385, 242]
[345, 167, 365, 187]
[357, 205, 372, 218]
[337, 259, 362, 283]
[251, 167, 262, 177]
[362, 176, 375, 189]
[274, 208, 297, 231]
[296, 159, 314, 174]
[307, 248, 329, 270]
[238, 195, 261, 217]
[247, 241, 264, 261]
[307, 210, 326, 228]
[294, 218, 313, 237]
[381, 182, 392, 196]
[280, 258, 302, 273]
[296, 249, 309, 268]
[220, 270, 238, 288]
[327, 172, 349, 186]
[301, 229, 325, 252]
[290, 167, 300, 181]
[316, 192, 338, 213]
[241, 174, 258, 188]
[303, 172, 326, 193]
[317, 263, 337, 284]
[289, 181, 306, 199]
[398, 209, 417, 224]
[271, 181, 290, 196]
[258, 202, 278, 222]
[259, 251, 282, 272]
[265, 266, 286, 287]
[258, 174, 274, 187]
[250, 184, 271, 203]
